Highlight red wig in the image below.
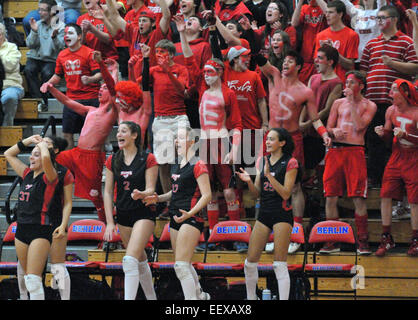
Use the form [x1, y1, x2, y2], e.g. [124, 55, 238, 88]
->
[115, 81, 143, 109]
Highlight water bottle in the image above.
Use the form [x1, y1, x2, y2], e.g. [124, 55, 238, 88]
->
[255, 199, 260, 219]
[262, 289, 271, 300]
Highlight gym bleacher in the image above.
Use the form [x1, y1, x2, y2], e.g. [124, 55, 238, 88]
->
[0, 0, 417, 300]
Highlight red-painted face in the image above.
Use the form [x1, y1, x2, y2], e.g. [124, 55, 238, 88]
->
[237, 53, 250, 70]
[203, 65, 219, 86]
[389, 83, 408, 106]
[156, 48, 170, 66]
[345, 74, 362, 96]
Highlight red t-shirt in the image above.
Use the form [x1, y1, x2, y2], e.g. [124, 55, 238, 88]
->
[149, 63, 189, 116]
[116, 22, 169, 79]
[224, 63, 266, 130]
[214, 0, 252, 22]
[315, 27, 359, 83]
[77, 13, 119, 61]
[299, 4, 327, 63]
[174, 38, 212, 70]
[55, 45, 100, 100]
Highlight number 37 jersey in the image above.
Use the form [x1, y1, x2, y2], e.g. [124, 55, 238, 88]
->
[16, 168, 60, 225]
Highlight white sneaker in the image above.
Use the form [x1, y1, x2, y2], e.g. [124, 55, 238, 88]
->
[392, 205, 411, 220]
[288, 242, 301, 254]
[37, 102, 48, 112]
[265, 242, 274, 253]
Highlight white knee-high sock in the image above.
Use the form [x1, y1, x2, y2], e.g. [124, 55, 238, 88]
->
[122, 255, 140, 300]
[244, 259, 259, 300]
[51, 263, 71, 300]
[273, 261, 290, 300]
[137, 259, 157, 300]
[174, 261, 197, 300]
[17, 260, 28, 300]
[189, 263, 205, 299]
[24, 274, 45, 300]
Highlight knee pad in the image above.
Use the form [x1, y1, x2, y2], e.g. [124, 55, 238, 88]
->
[174, 261, 191, 281]
[122, 255, 139, 276]
[51, 263, 69, 290]
[273, 261, 289, 280]
[24, 274, 43, 295]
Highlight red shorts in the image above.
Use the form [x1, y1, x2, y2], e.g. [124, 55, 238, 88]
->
[56, 147, 106, 201]
[380, 146, 418, 204]
[200, 138, 233, 190]
[323, 146, 368, 198]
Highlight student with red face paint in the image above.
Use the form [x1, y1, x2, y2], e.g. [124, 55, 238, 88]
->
[321, 70, 377, 255]
[175, 15, 243, 251]
[41, 23, 103, 150]
[149, 39, 190, 200]
[291, 0, 327, 84]
[255, 50, 332, 254]
[93, 47, 152, 147]
[374, 79, 418, 257]
[41, 55, 119, 223]
[299, 45, 342, 189]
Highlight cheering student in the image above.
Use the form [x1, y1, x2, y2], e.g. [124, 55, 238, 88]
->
[143, 127, 212, 300]
[237, 128, 298, 300]
[103, 121, 159, 300]
[4, 135, 62, 300]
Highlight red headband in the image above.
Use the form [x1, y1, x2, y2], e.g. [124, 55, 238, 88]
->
[205, 60, 223, 70]
[394, 79, 418, 106]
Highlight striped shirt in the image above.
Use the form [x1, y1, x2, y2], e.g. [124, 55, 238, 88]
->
[360, 31, 418, 105]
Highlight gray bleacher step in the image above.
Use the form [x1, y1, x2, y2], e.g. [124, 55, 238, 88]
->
[31, 125, 118, 143]
[37, 98, 65, 119]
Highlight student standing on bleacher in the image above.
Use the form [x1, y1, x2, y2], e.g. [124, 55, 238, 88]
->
[24, 0, 65, 112]
[23, 0, 82, 36]
[0, 22, 24, 126]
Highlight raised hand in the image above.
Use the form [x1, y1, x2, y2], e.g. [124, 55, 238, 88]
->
[173, 15, 186, 33]
[29, 17, 38, 32]
[236, 167, 252, 183]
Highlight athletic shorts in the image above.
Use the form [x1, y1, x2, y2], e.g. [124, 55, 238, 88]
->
[169, 210, 204, 233]
[323, 146, 368, 198]
[62, 98, 99, 134]
[15, 223, 55, 245]
[199, 138, 233, 190]
[152, 114, 190, 164]
[380, 146, 418, 204]
[56, 147, 105, 201]
[115, 208, 157, 228]
[257, 209, 293, 230]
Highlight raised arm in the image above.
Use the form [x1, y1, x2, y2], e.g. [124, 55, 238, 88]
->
[158, 0, 171, 36]
[38, 141, 58, 183]
[45, 83, 92, 116]
[291, 0, 304, 27]
[214, 15, 242, 47]
[4, 135, 43, 178]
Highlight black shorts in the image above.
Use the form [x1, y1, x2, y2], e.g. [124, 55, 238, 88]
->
[15, 223, 55, 245]
[169, 210, 204, 233]
[115, 208, 157, 228]
[257, 209, 293, 230]
[62, 98, 99, 134]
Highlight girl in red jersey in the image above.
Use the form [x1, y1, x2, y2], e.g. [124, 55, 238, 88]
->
[4, 135, 61, 300]
[103, 121, 159, 300]
[144, 126, 212, 300]
[237, 128, 298, 300]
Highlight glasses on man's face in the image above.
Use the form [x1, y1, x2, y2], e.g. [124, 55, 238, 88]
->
[376, 16, 394, 22]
